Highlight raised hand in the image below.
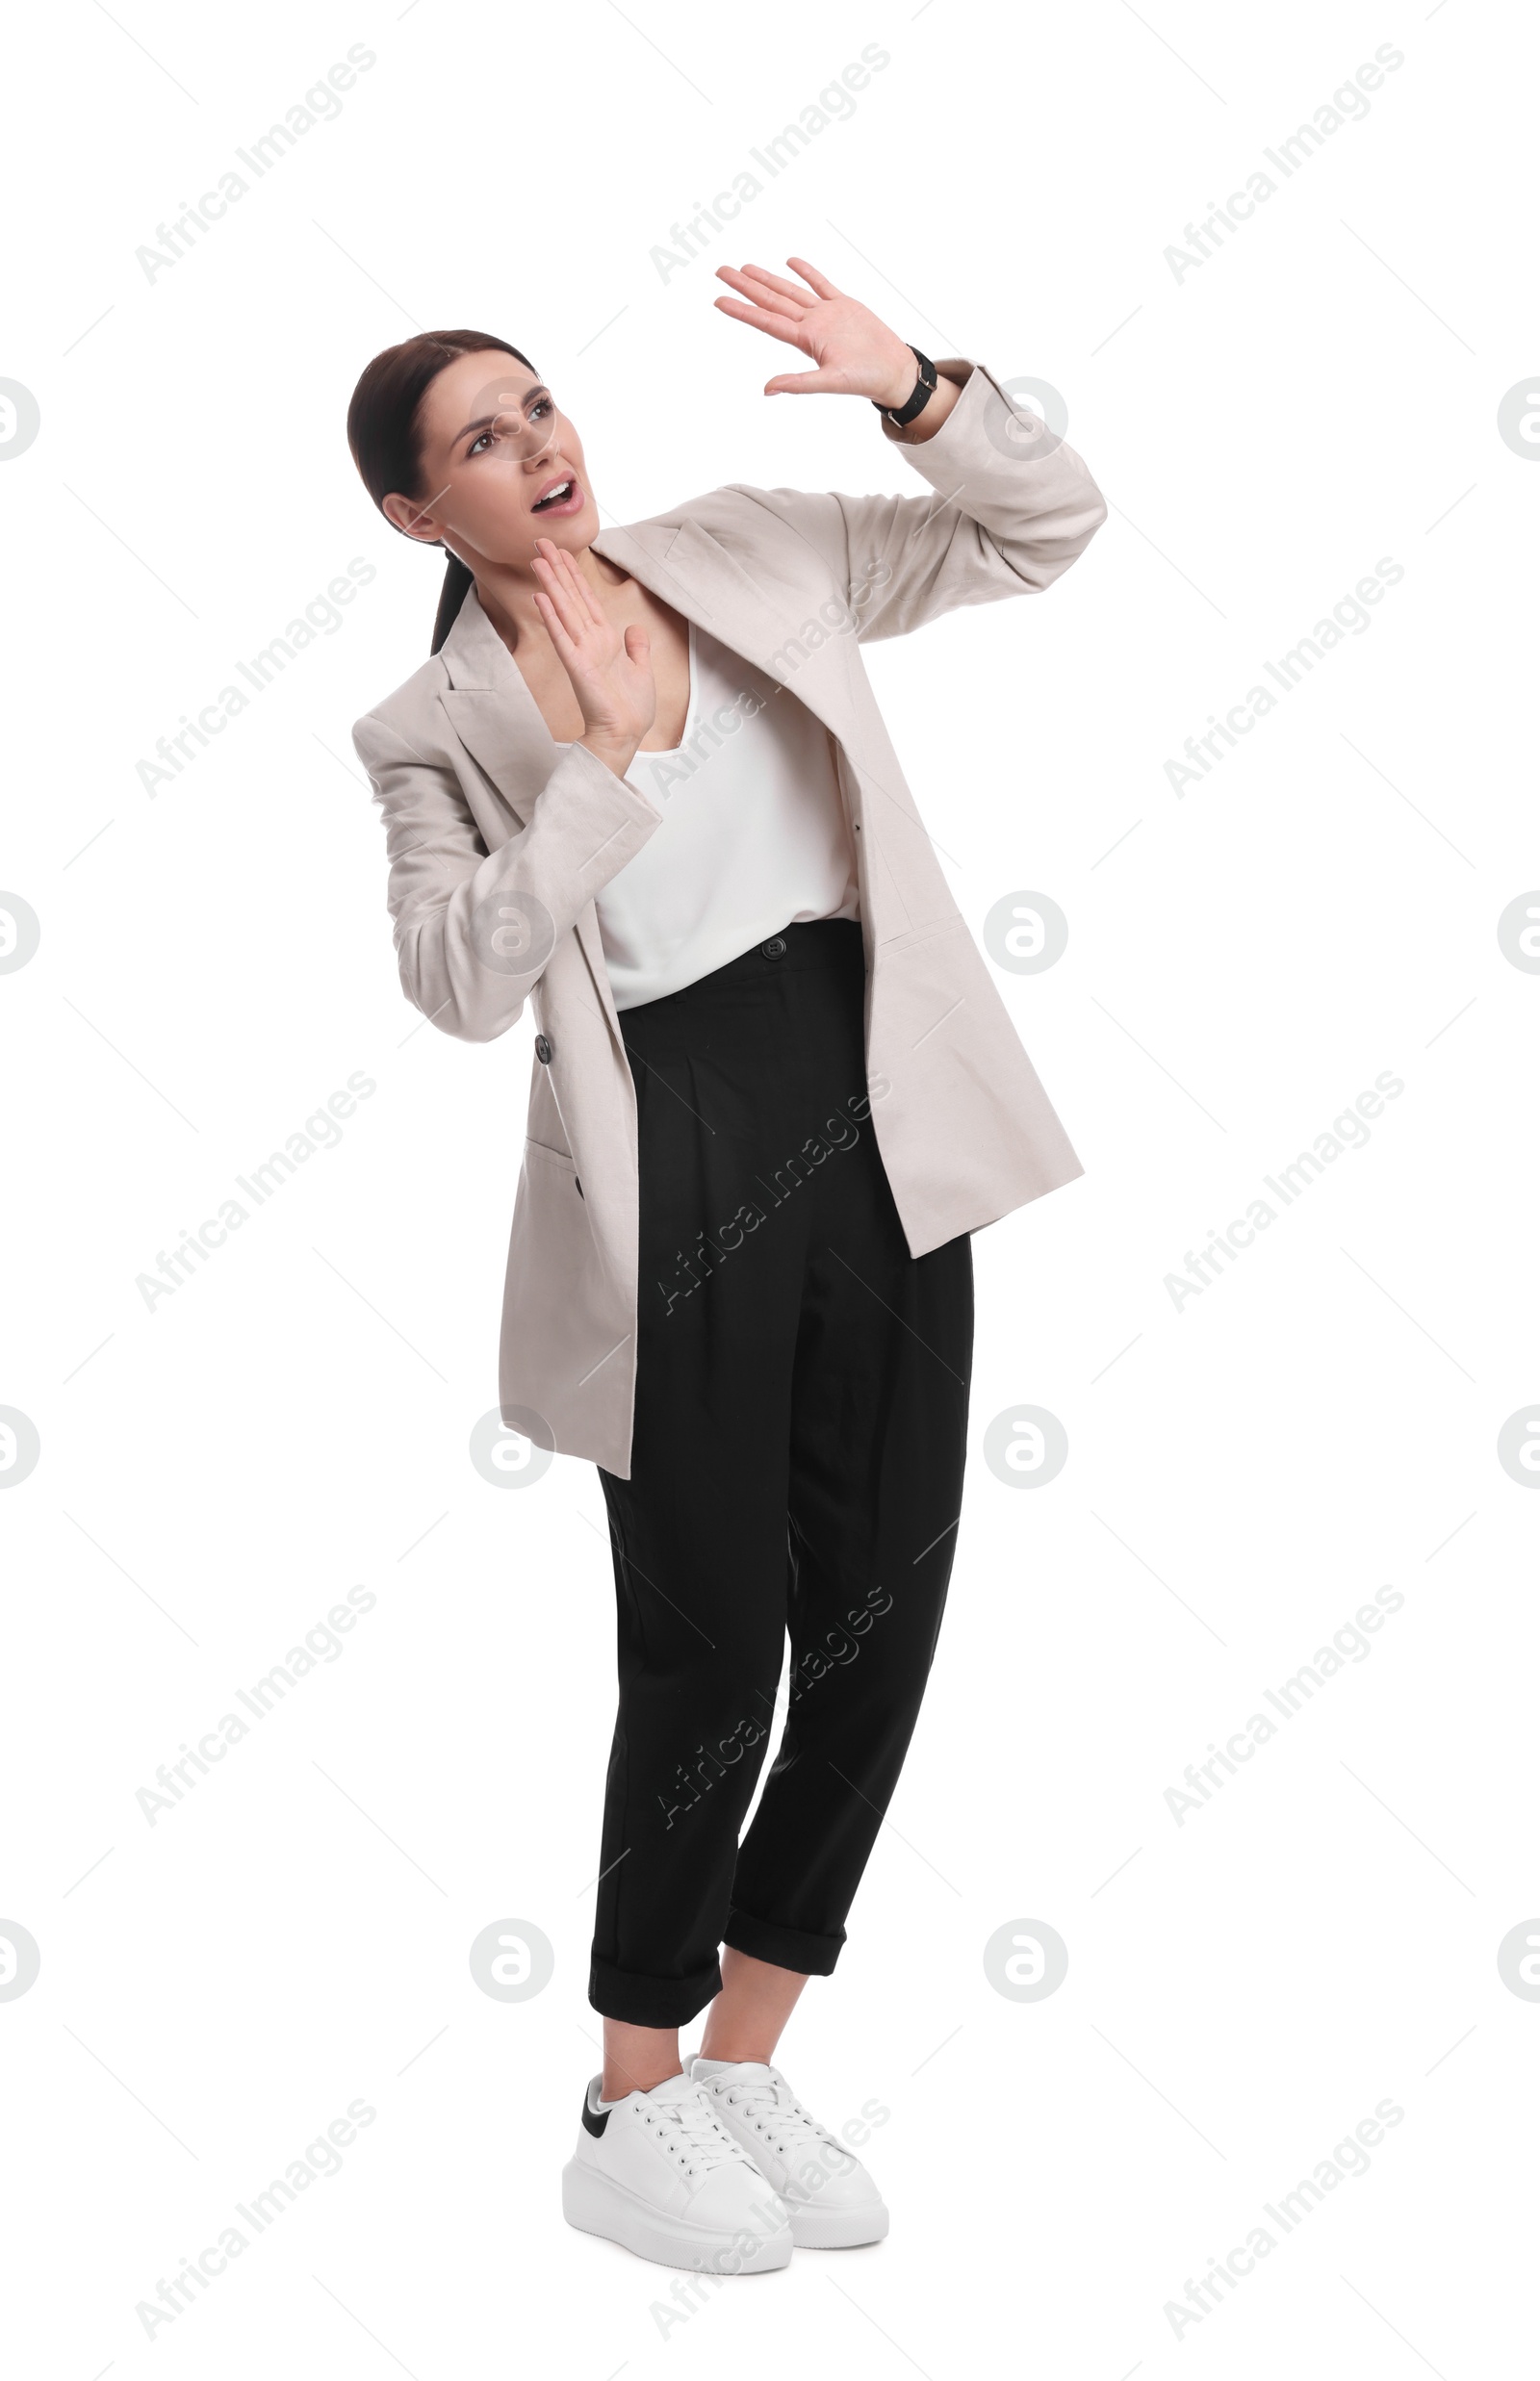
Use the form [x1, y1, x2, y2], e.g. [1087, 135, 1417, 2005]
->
[530, 536, 656, 778]
[713, 256, 918, 408]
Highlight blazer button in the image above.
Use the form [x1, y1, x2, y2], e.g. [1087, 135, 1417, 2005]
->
[760, 935, 788, 960]
[535, 1034, 552, 1063]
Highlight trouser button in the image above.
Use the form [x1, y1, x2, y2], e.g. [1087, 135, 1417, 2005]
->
[760, 935, 787, 960]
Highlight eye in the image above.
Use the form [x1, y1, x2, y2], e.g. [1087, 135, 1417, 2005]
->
[468, 429, 495, 457]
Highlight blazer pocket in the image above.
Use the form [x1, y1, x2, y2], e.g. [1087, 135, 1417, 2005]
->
[523, 1133, 577, 1171]
[877, 912, 967, 959]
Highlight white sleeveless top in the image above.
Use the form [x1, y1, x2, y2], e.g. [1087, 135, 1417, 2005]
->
[559, 620, 860, 1011]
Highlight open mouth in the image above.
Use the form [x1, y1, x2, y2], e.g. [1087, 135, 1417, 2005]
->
[531, 476, 580, 513]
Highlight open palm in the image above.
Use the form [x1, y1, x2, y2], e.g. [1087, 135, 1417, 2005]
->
[713, 257, 917, 408]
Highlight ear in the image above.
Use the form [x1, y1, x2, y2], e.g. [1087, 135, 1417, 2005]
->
[382, 490, 439, 542]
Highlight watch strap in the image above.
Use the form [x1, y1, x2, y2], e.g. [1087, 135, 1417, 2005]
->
[873, 346, 937, 427]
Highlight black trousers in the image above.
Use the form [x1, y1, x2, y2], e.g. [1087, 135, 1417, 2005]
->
[590, 920, 974, 2027]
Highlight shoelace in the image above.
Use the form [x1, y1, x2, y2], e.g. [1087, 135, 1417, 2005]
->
[643, 2087, 755, 2179]
[707, 2070, 846, 2163]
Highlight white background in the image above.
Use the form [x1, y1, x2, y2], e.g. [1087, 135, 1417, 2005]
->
[4, 0, 1537, 2373]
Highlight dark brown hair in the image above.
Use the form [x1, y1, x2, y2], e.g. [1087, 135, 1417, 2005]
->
[346, 329, 536, 653]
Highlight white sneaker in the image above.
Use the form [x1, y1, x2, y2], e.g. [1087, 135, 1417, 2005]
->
[562, 2069, 794, 2272]
[690, 2058, 889, 2247]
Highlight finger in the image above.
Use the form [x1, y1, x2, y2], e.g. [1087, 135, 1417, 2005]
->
[783, 256, 843, 301]
[546, 537, 606, 627]
[531, 550, 587, 648]
[763, 368, 846, 396]
[532, 539, 589, 628]
[713, 294, 810, 349]
[532, 587, 581, 670]
[715, 267, 804, 325]
[732, 260, 822, 307]
[720, 268, 805, 322]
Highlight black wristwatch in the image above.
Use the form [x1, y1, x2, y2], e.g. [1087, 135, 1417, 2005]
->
[873, 346, 937, 428]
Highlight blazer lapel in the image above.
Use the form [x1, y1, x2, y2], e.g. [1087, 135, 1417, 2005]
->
[437, 589, 552, 830]
[594, 516, 861, 752]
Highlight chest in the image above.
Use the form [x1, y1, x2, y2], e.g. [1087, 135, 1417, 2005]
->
[635, 599, 692, 748]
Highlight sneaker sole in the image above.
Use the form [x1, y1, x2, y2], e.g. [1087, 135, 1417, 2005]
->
[789, 2199, 890, 2249]
[562, 2158, 793, 2273]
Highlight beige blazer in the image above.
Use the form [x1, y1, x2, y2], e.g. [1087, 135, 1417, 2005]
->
[352, 358, 1107, 1476]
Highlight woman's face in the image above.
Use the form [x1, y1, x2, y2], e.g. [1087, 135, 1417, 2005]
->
[381, 348, 599, 572]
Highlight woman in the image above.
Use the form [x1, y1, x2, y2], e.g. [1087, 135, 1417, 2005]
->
[346, 258, 1106, 2275]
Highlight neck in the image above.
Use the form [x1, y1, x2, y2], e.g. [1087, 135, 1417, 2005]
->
[470, 541, 618, 654]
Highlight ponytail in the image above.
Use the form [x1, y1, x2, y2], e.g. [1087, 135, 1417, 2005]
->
[431, 553, 475, 654]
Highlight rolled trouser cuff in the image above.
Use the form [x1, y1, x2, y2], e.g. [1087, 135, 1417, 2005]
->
[588, 1953, 723, 2027]
[722, 1906, 844, 1978]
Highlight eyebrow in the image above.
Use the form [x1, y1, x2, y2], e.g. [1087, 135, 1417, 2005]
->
[452, 385, 552, 447]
